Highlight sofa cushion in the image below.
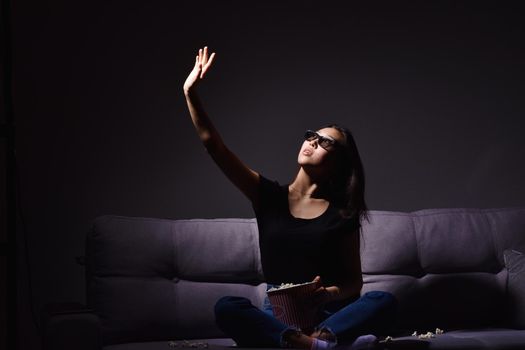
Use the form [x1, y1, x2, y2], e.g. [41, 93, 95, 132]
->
[359, 208, 525, 331]
[362, 271, 507, 332]
[413, 209, 501, 274]
[360, 208, 521, 277]
[101, 330, 525, 350]
[172, 218, 263, 282]
[504, 249, 525, 329]
[87, 216, 264, 283]
[87, 216, 266, 345]
[360, 211, 423, 276]
[383, 328, 525, 350]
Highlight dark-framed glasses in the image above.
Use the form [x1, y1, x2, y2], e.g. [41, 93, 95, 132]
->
[304, 130, 338, 150]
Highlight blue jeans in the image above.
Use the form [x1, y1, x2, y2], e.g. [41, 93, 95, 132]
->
[214, 284, 398, 348]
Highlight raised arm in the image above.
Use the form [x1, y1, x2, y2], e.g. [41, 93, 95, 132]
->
[183, 46, 261, 208]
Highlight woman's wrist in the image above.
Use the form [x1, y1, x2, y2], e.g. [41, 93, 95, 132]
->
[183, 85, 199, 96]
[183, 87, 192, 96]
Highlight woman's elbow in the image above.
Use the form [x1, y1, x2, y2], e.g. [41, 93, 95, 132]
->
[203, 135, 224, 154]
[356, 278, 363, 294]
[349, 276, 363, 298]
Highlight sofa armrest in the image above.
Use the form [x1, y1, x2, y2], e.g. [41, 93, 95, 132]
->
[41, 302, 101, 350]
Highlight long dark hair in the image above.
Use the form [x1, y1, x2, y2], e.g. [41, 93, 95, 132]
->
[320, 123, 370, 231]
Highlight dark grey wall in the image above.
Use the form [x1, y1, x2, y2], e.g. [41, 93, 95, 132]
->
[14, 1, 525, 349]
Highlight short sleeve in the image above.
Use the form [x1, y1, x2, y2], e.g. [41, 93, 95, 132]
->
[252, 174, 282, 216]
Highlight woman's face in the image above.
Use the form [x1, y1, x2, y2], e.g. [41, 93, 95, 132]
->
[297, 127, 345, 171]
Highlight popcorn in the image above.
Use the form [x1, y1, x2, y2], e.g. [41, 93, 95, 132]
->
[384, 328, 445, 343]
[418, 332, 435, 339]
[267, 282, 313, 292]
[411, 328, 445, 339]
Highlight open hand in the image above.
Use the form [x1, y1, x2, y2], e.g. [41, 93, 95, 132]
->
[183, 46, 216, 93]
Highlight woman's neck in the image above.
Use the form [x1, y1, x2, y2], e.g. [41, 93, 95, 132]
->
[289, 168, 328, 199]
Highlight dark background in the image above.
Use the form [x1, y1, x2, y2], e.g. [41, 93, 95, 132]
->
[12, 1, 525, 349]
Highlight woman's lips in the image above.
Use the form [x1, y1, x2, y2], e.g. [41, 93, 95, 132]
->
[302, 149, 313, 156]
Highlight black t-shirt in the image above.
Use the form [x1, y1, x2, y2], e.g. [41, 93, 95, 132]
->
[252, 174, 361, 287]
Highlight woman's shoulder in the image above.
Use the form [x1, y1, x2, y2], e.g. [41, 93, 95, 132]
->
[253, 174, 286, 213]
[258, 173, 281, 187]
[258, 173, 285, 195]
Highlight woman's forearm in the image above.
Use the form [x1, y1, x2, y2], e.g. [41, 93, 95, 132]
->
[184, 88, 223, 150]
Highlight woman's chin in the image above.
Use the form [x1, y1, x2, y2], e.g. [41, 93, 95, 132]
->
[297, 156, 309, 165]
[297, 158, 319, 167]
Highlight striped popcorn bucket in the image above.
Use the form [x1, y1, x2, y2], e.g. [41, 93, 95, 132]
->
[267, 281, 321, 333]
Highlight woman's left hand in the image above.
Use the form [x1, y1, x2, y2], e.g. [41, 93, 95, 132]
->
[305, 276, 333, 310]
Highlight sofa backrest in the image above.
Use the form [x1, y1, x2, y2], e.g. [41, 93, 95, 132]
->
[86, 217, 266, 345]
[86, 208, 525, 345]
[359, 207, 525, 332]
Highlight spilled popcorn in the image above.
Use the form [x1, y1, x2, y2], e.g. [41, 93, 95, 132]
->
[411, 328, 445, 339]
[418, 332, 435, 339]
[168, 340, 209, 348]
[381, 328, 445, 344]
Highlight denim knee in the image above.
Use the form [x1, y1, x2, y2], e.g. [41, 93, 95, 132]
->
[363, 291, 397, 306]
[363, 291, 398, 327]
[214, 295, 286, 348]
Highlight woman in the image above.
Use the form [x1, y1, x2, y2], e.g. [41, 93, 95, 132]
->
[183, 46, 397, 350]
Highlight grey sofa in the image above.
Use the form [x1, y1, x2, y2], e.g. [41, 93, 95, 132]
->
[41, 207, 525, 350]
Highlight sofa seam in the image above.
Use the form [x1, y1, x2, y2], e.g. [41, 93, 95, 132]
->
[171, 222, 181, 335]
[411, 213, 424, 276]
[482, 209, 501, 271]
[171, 222, 179, 278]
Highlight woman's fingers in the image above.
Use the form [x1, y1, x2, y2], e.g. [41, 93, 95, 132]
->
[206, 52, 216, 67]
[202, 46, 208, 65]
[200, 51, 216, 78]
[202, 52, 216, 73]
[185, 47, 212, 91]
[193, 46, 215, 79]
[199, 48, 205, 70]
